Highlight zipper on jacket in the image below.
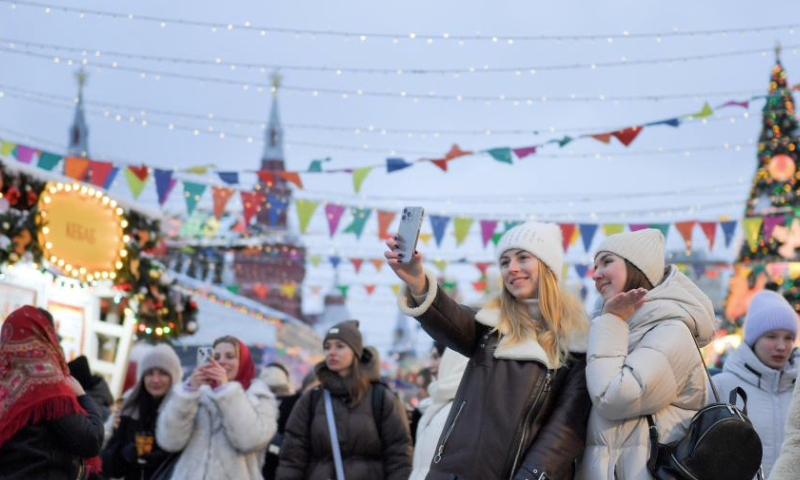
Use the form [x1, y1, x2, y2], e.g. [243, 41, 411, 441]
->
[433, 400, 467, 464]
[509, 371, 552, 479]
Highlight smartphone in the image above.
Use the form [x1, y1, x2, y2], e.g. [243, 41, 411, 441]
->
[395, 206, 425, 262]
[196, 347, 213, 366]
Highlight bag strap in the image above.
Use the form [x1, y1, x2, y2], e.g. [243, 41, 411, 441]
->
[371, 382, 385, 447]
[324, 389, 347, 480]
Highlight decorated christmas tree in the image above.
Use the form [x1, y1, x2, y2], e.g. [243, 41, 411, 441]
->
[725, 45, 800, 325]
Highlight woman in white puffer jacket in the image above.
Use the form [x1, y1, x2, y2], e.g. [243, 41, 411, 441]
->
[408, 348, 469, 480]
[713, 290, 799, 479]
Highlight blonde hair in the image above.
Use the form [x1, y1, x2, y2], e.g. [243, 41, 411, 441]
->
[490, 259, 588, 368]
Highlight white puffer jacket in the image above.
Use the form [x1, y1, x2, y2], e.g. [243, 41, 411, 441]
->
[156, 379, 277, 480]
[712, 344, 798, 479]
[769, 378, 800, 480]
[577, 265, 716, 480]
[408, 349, 469, 480]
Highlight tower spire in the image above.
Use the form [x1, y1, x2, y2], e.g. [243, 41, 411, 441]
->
[262, 71, 284, 161]
[67, 68, 90, 157]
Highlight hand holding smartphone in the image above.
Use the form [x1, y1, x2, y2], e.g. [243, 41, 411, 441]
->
[395, 207, 424, 262]
[196, 347, 213, 367]
[385, 206, 427, 296]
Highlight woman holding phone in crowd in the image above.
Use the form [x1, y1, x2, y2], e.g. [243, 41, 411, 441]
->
[101, 344, 183, 480]
[577, 229, 716, 480]
[156, 335, 277, 480]
[386, 221, 592, 480]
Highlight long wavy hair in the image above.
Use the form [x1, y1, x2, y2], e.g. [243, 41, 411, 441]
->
[341, 359, 372, 408]
[489, 258, 589, 368]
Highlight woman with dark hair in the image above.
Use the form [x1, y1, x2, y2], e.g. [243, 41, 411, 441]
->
[277, 320, 413, 480]
[578, 229, 716, 480]
[0, 305, 104, 480]
[101, 344, 183, 480]
[156, 335, 277, 480]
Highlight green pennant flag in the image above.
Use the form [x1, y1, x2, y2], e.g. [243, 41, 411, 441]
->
[124, 167, 148, 199]
[558, 136, 573, 148]
[443, 281, 458, 294]
[309, 255, 322, 267]
[648, 223, 670, 239]
[295, 199, 319, 234]
[308, 158, 330, 172]
[454, 217, 474, 246]
[343, 207, 372, 239]
[487, 148, 513, 164]
[336, 285, 350, 298]
[491, 232, 503, 245]
[691, 102, 713, 119]
[37, 152, 63, 171]
[353, 167, 374, 193]
[0, 140, 16, 157]
[226, 285, 241, 295]
[182, 182, 207, 215]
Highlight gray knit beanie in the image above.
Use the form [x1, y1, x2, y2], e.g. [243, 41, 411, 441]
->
[744, 290, 799, 346]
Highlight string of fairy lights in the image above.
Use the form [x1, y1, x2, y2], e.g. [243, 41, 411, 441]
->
[1, 0, 798, 45]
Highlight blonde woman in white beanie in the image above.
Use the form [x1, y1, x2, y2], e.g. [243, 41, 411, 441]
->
[386, 221, 592, 480]
[577, 228, 716, 480]
[712, 290, 799, 479]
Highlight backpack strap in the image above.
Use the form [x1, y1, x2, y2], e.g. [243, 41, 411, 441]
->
[371, 382, 386, 446]
[308, 387, 321, 430]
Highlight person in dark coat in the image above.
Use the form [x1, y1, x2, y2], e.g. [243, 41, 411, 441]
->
[101, 344, 183, 480]
[386, 221, 592, 480]
[0, 306, 104, 480]
[260, 362, 302, 480]
[277, 321, 413, 480]
[69, 355, 115, 422]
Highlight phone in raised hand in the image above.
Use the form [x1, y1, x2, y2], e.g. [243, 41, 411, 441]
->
[395, 206, 425, 262]
[196, 347, 213, 367]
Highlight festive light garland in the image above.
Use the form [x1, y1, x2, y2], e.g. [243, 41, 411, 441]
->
[2, 0, 798, 45]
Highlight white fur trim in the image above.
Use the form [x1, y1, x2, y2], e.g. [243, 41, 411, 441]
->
[398, 269, 439, 317]
[474, 307, 587, 366]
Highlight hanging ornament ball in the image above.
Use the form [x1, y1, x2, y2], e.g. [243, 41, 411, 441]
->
[768, 154, 796, 182]
[185, 320, 198, 334]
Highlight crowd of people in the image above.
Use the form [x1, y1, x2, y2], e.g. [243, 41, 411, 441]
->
[2, 221, 800, 479]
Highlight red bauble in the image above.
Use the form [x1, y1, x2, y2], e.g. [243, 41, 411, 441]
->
[768, 154, 796, 182]
[5, 186, 20, 206]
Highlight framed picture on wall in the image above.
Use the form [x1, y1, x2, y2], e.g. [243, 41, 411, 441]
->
[0, 282, 37, 324]
[48, 301, 86, 362]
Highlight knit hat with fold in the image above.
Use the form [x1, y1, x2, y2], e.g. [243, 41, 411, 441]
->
[595, 228, 666, 287]
[744, 290, 799, 346]
[496, 222, 564, 280]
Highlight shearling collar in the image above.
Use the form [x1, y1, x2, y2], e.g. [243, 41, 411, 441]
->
[474, 307, 588, 368]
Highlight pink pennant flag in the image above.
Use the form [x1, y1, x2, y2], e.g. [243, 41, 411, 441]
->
[512, 146, 537, 159]
[718, 100, 750, 110]
[480, 220, 498, 247]
[14, 145, 37, 164]
[325, 204, 346, 237]
[763, 215, 786, 242]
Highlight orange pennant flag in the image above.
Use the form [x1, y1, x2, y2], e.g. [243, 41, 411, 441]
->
[675, 221, 697, 250]
[64, 156, 90, 181]
[212, 186, 235, 220]
[377, 210, 397, 239]
[364, 284, 377, 295]
[592, 133, 612, 144]
[430, 144, 472, 171]
[370, 259, 385, 272]
[278, 171, 304, 189]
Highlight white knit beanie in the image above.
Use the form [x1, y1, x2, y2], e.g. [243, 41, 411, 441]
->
[496, 222, 564, 281]
[261, 364, 291, 390]
[595, 228, 666, 287]
[137, 343, 183, 385]
[744, 290, 799, 346]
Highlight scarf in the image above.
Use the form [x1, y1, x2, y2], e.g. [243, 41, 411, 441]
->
[234, 340, 255, 390]
[0, 305, 101, 474]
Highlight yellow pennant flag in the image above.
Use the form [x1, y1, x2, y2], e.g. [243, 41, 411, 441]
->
[432, 259, 448, 273]
[602, 224, 625, 236]
[742, 217, 764, 250]
[353, 167, 374, 193]
[184, 164, 216, 174]
[391, 284, 401, 296]
[309, 255, 322, 267]
[419, 233, 433, 245]
[454, 217, 474, 246]
[279, 282, 297, 298]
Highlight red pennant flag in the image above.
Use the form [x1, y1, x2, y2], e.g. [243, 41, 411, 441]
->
[472, 280, 487, 292]
[252, 283, 270, 299]
[377, 210, 397, 239]
[431, 144, 472, 171]
[370, 259, 385, 272]
[278, 172, 303, 189]
[350, 258, 364, 273]
[592, 133, 612, 144]
[675, 221, 697, 250]
[241, 191, 266, 225]
[128, 165, 150, 181]
[475, 262, 492, 276]
[257, 171, 275, 186]
[559, 223, 576, 252]
[364, 284, 377, 296]
[212, 186, 235, 219]
[64, 156, 90, 181]
[89, 161, 114, 187]
[612, 126, 643, 147]
[699, 221, 717, 250]
[431, 159, 450, 171]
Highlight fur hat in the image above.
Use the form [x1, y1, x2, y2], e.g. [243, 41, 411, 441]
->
[744, 290, 799, 346]
[261, 363, 293, 396]
[324, 320, 364, 359]
[496, 222, 564, 281]
[595, 228, 666, 287]
[138, 344, 183, 384]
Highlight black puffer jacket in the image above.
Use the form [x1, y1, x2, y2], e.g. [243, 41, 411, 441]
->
[101, 414, 172, 480]
[399, 271, 592, 480]
[0, 395, 105, 480]
[276, 364, 413, 480]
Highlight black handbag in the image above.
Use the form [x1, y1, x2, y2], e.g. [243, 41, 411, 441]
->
[148, 452, 181, 480]
[645, 329, 764, 480]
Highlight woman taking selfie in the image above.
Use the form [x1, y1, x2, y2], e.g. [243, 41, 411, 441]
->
[157, 335, 277, 480]
[387, 221, 592, 480]
[102, 344, 183, 480]
[578, 229, 716, 480]
[277, 320, 413, 480]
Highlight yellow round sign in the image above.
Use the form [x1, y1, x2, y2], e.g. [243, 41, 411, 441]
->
[38, 182, 127, 281]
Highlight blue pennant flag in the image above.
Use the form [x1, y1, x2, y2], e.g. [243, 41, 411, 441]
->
[218, 171, 240, 185]
[430, 215, 451, 247]
[386, 158, 413, 173]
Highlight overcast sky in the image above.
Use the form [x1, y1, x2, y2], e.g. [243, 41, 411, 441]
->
[2, 0, 800, 352]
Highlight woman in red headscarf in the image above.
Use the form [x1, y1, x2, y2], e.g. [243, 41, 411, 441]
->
[156, 335, 277, 480]
[0, 306, 104, 480]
